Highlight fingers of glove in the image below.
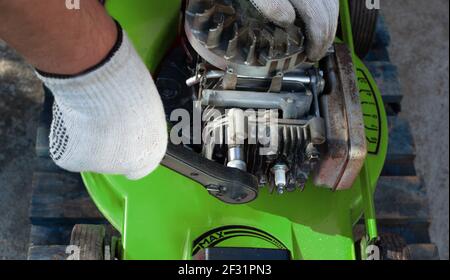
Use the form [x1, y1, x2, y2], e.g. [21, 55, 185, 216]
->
[289, 0, 340, 61]
[249, 0, 296, 28]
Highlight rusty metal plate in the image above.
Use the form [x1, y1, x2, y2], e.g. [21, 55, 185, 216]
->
[313, 44, 367, 190]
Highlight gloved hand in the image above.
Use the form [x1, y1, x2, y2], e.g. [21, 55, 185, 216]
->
[37, 25, 168, 180]
[250, 0, 339, 61]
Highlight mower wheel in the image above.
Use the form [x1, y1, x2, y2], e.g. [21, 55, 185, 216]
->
[70, 224, 106, 260]
[349, 0, 379, 58]
[379, 233, 412, 260]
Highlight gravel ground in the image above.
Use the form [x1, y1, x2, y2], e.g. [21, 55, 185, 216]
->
[0, 1, 448, 259]
[383, 0, 449, 260]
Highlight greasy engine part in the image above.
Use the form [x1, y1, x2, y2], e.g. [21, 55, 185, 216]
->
[156, 0, 367, 201]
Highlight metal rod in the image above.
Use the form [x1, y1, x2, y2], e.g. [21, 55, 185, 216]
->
[186, 72, 315, 87]
[360, 164, 379, 240]
[186, 70, 225, 87]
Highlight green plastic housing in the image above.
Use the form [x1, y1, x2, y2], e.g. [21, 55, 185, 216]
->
[81, 0, 388, 260]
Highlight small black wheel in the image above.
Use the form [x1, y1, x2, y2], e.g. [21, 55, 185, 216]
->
[379, 233, 412, 260]
[348, 0, 379, 58]
[70, 224, 106, 260]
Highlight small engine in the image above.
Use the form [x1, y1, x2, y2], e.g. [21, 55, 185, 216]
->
[157, 0, 367, 198]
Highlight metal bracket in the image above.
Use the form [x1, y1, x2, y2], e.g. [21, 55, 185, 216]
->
[313, 43, 367, 190]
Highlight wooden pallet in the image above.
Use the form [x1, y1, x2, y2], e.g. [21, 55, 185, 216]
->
[27, 17, 439, 260]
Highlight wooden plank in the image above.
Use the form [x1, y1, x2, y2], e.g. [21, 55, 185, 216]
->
[366, 61, 403, 106]
[365, 47, 390, 63]
[387, 117, 416, 163]
[29, 172, 106, 225]
[383, 103, 402, 117]
[35, 124, 50, 158]
[375, 176, 429, 222]
[378, 222, 432, 245]
[365, 16, 391, 62]
[34, 157, 64, 173]
[364, 17, 402, 107]
[29, 225, 74, 246]
[382, 117, 417, 176]
[382, 163, 416, 177]
[35, 87, 53, 158]
[28, 245, 71, 260]
[373, 16, 391, 48]
[406, 244, 440, 260]
[30, 223, 118, 247]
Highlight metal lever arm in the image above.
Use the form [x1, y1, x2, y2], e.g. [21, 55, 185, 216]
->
[161, 143, 259, 204]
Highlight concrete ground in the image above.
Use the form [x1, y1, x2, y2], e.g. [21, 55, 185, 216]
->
[0, 1, 448, 259]
[0, 41, 43, 259]
[383, 0, 449, 260]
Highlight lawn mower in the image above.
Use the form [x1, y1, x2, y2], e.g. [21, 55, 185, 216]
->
[75, 0, 390, 260]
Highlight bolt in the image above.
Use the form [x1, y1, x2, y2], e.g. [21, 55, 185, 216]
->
[306, 143, 320, 163]
[277, 184, 285, 194]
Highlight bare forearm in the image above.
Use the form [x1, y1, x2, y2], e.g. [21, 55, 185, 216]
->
[0, 0, 117, 75]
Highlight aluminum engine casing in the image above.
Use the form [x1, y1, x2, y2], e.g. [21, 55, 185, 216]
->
[164, 0, 368, 192]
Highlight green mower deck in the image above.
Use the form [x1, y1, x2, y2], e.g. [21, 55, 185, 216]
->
[27, 3, 439, 260]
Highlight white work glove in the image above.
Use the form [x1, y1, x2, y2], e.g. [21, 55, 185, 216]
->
[250, 0, 339, 61]
[36, 25, 168, 180]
